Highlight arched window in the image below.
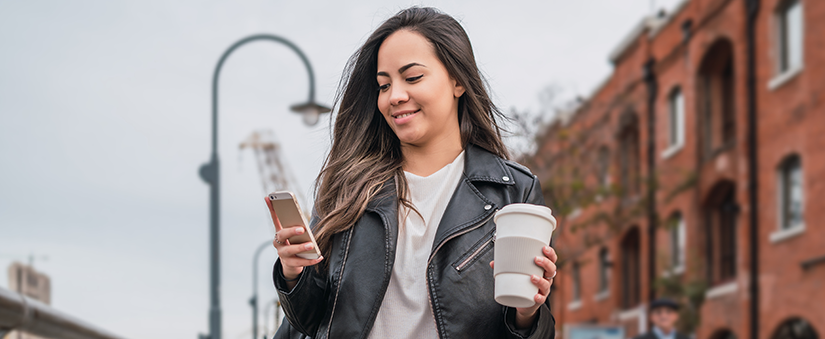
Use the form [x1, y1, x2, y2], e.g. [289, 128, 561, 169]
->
[771, 318, 819, 339]
[698, 39, 736, 156]
[620, 227, 641, 309]
[705, 182, 738, 285]
[668, 212, 686, 272]
[778, 155, 804, 230]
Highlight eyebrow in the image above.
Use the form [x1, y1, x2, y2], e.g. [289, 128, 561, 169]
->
[376, 62, 426, 77]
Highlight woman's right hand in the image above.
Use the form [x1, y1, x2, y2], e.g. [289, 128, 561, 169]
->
[271, 212, 324, 284]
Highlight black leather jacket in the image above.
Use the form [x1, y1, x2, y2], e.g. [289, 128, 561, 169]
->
[273, 145, 555, 339]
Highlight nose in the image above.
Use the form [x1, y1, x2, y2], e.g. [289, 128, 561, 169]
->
[389, 83, 408, 106]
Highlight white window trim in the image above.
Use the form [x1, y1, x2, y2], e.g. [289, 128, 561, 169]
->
[770, 224, 806, 243]
[594, 290, 610, 302]
[770, 0, 804, 91]
[616, 305, 647, 333]
[567, 300, 582, 311]
[661, 214, 687, 275]
[768, 65, 803, 90]
[662, 142, 684, 159]
[662, 89, 686, 159]
[772, 156, 806, 243]
[705, 281, 738, 299]
[663, 264, 686, 278]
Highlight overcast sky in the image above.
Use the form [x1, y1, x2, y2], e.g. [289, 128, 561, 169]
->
[0, 0, 681, 338]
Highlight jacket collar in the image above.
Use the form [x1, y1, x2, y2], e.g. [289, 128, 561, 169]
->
[366, 143, 514, 212]
[463, 144, 516, 186]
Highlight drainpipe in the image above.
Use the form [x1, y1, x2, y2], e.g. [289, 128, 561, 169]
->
[643, 58, 658, 314]
[745, 1, 760, 339]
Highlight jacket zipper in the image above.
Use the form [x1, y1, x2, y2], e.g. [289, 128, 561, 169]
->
[426, 210, 497, 338]
[455, 231, 495, 272]
[325, 227, 354, 339]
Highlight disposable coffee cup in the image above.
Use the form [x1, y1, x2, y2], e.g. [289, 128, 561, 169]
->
[493, 203, 557, 308]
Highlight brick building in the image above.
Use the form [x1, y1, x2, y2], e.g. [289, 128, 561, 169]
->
[523, 0, 825, 338]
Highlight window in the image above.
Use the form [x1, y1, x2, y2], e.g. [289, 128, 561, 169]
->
[777, 0, 803, 73]
[621, 228, 641, 309]
[618, 112, 640, 195]
[665, 87, 685, 155]
[698, 40, 736, 156]
[779, 155, 804, 230]
[572, 262, 582, 302]
[597, 146, 611, 188]
[668, 212, 686, 272]
[598, 248, 611, 293]
[771, 318, 819, 339]
[705, 182, 738, 285]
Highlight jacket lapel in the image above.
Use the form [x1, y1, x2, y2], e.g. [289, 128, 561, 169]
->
[430, 145, 515, 255]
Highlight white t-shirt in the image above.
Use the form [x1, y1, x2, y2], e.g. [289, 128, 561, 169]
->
[367, 151, 466, 339]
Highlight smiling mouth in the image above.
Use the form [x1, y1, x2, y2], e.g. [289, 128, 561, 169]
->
[394, 109, 419, 119]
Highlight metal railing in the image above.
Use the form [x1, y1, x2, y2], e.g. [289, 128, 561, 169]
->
[0, 286, 124, 339]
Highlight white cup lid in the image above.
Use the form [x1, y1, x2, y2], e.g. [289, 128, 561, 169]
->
[494, 203, 556, 230]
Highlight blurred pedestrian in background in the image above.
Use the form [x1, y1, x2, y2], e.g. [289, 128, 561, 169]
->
[634, 298, 689, 339]
[269, 6, 556, 339]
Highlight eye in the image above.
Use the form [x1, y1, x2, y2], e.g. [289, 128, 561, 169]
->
[406, 75, 423, 82]
[378, 83, 390, 92]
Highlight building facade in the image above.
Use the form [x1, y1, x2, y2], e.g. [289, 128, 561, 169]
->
[524, 0, 824, 338]
[5, 262, 51, 339]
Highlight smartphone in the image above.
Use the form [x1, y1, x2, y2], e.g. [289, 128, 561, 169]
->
[265, 191, 322, 260]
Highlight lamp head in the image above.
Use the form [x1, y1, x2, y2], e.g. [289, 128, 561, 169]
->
[290, 101, 331, 126]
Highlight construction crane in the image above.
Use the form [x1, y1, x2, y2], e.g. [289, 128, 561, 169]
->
[239, 130, 309, 211]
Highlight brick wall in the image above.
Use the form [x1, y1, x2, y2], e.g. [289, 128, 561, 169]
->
[526, 0, 825, 338]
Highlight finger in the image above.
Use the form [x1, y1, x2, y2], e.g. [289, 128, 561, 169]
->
[281, 256, 324, 268]
[543, 246, 558, 263]
[275, 226, 305, 246]
[531, 274, 551, 297]
[533, 291, 548, 305]
[535, 256, 557, 278]
[489, 260, 494, 269]
[278, 242, 317, 257]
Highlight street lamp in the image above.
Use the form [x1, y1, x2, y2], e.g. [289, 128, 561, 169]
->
[198, 34, 330, 339]
[249, 239, 272, 339]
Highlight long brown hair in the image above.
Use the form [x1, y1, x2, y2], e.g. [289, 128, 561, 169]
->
[313, 7, 509, 264]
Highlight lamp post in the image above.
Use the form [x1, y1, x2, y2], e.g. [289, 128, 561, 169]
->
[249, 240, 273, 339]
[198, 34, 331, 339]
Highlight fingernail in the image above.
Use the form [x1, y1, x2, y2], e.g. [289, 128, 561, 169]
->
[304, 243, 313, 250]
[531, 275, 540, 282]
[296, 228, 304, 234]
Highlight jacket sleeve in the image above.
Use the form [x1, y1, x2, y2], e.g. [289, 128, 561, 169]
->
[502, 174, 556, 339]
[273, 214, 330, 337]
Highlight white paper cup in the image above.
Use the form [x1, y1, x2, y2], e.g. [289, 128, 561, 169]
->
[493, 203, 556, 308]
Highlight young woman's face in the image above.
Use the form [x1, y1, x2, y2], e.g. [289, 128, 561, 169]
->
[376, 29, 465, 148]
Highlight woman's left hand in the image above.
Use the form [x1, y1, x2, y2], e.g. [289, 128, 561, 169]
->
[489, 245, 558, 329]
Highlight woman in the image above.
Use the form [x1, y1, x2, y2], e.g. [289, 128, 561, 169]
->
[271, 7, 557, 339]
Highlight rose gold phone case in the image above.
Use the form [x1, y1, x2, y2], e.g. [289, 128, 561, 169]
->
[266, 191, 321, 259]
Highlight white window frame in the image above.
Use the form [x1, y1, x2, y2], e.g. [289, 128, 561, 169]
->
[771, 155, 805, 243]
[598, 248, 611, 294]
[769, 0, 804, 90]
[669, 213, 687, 274]
[662, 88, 685, 159]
